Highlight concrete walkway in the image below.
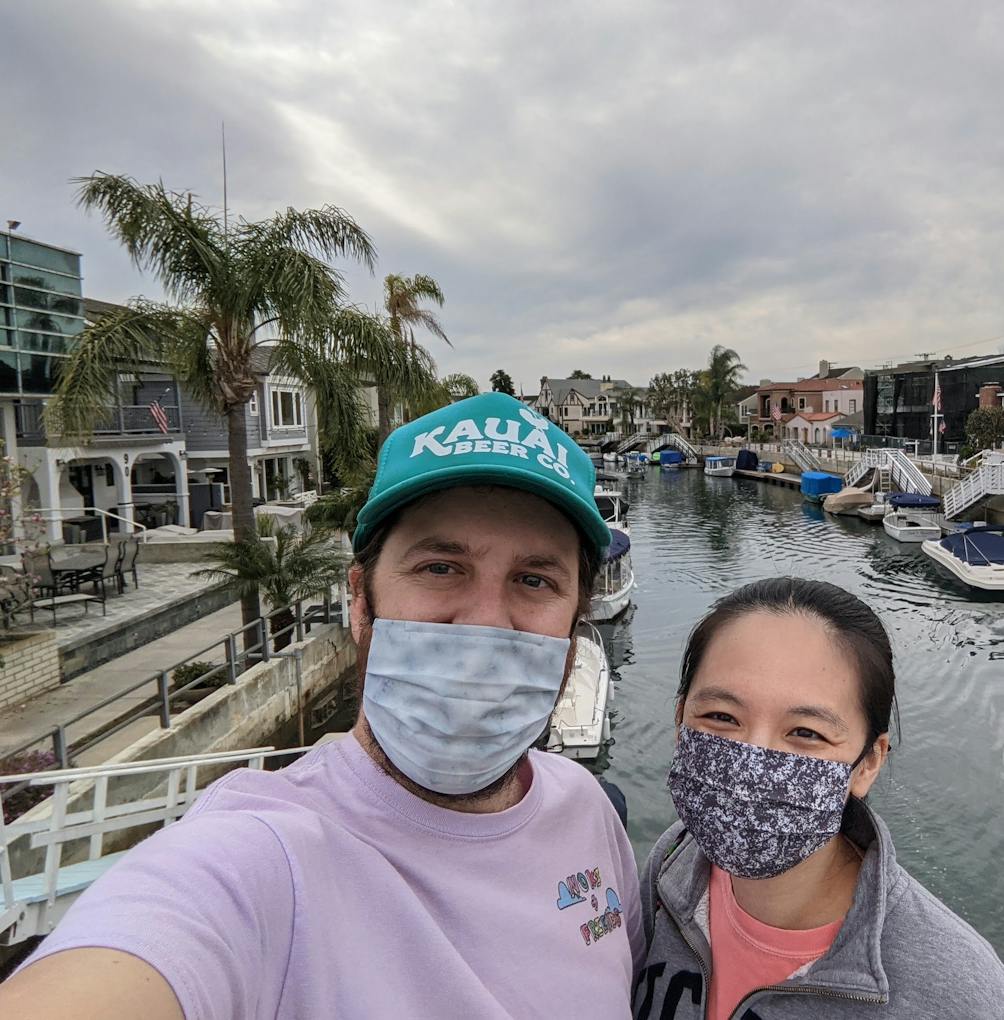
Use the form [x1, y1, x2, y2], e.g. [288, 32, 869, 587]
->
[0, 602, 244, 763]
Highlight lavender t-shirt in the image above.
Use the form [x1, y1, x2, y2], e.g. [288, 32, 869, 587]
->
[25, 736, 643, 1018]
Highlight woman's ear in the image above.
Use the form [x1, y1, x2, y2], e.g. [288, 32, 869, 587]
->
[674, 698, 685, 736]
[850, 732, 890, 798]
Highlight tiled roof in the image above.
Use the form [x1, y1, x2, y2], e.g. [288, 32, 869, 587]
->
[757, 378, 863, 393]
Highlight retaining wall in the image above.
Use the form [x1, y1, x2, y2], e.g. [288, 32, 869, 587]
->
[0, 631, 61, 712]
[8, 622, 357, 878]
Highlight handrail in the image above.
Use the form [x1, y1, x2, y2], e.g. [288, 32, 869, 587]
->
[31, 506, 150, 544]
[0, 582, 351, 778]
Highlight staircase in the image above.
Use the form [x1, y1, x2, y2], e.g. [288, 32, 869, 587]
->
[616, 431, 648, 454]
[617, 431, 699, 463]
[943, 451, 1004, 519]
[781, 439, 821, 473]
[844, 449, 932, 496]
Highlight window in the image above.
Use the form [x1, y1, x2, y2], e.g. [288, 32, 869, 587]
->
[824, 400, 830, 412]
[249, 392, 259, 416]
[797, 397, 807, 410]
[270, 388, 303, 428]
[849, 399, 857, 413]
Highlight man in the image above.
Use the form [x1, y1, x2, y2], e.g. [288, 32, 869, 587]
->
[1, 392, 643, 1018]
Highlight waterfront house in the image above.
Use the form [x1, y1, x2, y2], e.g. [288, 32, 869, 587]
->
[864, 353, 1004, 446]
[782, 411, 847, 445]
[753, 361, 863, 436]
[536, 376, 668, 439]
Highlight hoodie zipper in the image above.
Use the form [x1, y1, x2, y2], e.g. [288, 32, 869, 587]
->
[668, 912, 711, 1019]
[727, 982, 888, 1018]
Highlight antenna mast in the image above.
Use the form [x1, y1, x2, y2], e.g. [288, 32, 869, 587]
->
[222, 121, 229, 241]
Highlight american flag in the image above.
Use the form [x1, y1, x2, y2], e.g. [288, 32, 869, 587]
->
[932, 377, 942, 411]
[770, 403, 782, 422]
[148, 398, 170, 434]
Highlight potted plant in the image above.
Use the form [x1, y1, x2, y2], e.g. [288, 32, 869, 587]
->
[171, 659, 229, 706]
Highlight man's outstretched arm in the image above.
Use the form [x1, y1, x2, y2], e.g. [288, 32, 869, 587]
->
[0, 948, 183, 1019]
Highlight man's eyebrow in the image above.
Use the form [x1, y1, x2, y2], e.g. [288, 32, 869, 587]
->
[513, 554, 572, 580]
[786, 705, 849, 734]
[689, 686, 746, 707]
[401, 537, 475, 558]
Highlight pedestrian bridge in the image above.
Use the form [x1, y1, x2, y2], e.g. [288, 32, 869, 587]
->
[0, 745, 309, 947]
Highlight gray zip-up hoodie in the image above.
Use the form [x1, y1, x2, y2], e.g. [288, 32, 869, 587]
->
[634, 799, 1004, 1019]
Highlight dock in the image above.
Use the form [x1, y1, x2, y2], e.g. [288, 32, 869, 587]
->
[734, 469, 802, 490]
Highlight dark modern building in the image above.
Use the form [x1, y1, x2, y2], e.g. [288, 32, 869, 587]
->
[0, 230, 85, 396]
[864, 354, 1004, 445]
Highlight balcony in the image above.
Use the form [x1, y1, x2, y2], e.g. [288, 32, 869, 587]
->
[15, 401, 182, 445]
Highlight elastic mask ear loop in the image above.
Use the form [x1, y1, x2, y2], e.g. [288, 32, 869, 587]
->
[850, 740, 874, 770]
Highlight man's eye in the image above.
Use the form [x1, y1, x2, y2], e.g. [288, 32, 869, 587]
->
[424, 562, 454, 575]
[518, 574, 550, 590]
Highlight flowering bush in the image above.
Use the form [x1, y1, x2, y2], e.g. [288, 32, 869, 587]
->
[0, 749, 58, 824]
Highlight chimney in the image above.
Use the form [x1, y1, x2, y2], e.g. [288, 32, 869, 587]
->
[818, 359, 830, 378]
[978, 383, 1002, 408]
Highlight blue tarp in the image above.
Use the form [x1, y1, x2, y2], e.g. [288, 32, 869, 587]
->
[887, 494, 941, 509]
[735, 449, 759, 471]
[831, 427, 856, 439]
[604, 528, 631, 562]
[660, 450, 685, 466]
[800, 472, 843, 497]
[941, 530, 1004, 565]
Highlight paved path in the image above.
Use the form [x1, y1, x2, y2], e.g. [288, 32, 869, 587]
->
[0, 602, 244, 762]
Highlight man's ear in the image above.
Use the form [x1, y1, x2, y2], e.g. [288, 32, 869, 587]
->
[348, 564, 369, 643]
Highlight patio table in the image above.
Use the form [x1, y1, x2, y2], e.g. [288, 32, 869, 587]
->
[50, 554, 106, 591]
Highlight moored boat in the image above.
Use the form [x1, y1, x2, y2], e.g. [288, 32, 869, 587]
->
[922, 527, 1004, 591]
[587, 528, 634, 621]
[594, 485, 630, 536]
[545, 622, 612, 760]
[882, 494, 943, 543]
[823, 486, 874, 515]
[704, 455, 736, 477]
[800, 471, 843, 504]
[660, 450, 685, 470]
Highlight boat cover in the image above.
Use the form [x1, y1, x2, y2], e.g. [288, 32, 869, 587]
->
[800, 472, 843, 497]
[887, 494, 941, 509]
[604, 529, 630, 561]
[735, 449, 759, 471]
[822, 487, 874, 513]
[940, 530, 1004, 564]
[660, 450, 685, 465]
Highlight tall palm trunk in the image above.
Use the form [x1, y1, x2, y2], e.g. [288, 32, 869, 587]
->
[376, 388, 394, 450]
[227, 404, 261, 643]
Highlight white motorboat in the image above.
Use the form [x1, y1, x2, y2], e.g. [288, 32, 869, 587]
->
[704, 455, 736, 478]
[594, 485, 630, 537]
[882, 494, 943, 543]
[602, 452, 619, 464]
[587, 528, 634, 621]
[546, 622, 612, 760]
[922, 527, 1004, 591]
[857, 500, 887, 522]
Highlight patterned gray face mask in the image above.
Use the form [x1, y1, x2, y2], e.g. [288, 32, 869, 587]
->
[668, 724, 862, 879]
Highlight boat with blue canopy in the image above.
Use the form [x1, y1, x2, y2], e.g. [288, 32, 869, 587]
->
[883, 493, 943, 543]
[660, 450, 685, 469]
[587, 528, 634, 620]
[922, 526, 1004, 591]
[704, 455, 736, 478]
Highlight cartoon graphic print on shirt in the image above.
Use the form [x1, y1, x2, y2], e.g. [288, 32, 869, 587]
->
[554, 865, 625, 946]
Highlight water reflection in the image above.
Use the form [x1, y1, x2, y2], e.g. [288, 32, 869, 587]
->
[588, 467, 1004, 953]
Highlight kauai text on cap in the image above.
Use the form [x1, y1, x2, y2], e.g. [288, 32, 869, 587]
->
[410, 407, 576, 485]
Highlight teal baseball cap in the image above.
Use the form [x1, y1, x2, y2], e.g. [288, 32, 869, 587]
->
[352, 392, 610, 555]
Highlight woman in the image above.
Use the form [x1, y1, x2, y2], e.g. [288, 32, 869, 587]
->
[634, 577, 1003, 1019]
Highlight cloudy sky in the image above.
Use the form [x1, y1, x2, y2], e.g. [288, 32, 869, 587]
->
[8, 1, 1004, 391]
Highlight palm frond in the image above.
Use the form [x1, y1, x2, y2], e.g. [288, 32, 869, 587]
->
[239, 206, 376, 274]
[45, 300, 208, 439]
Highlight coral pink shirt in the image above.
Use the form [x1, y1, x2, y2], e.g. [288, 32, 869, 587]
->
[708, 864, 844, 1020]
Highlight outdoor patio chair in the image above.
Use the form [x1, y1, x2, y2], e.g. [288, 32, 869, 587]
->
[100, 542, 126, 596]
[117, 539, 140, 593]
[74, 544, 113, 599]
[0, 566, 34, 628]
[22, 549, 70, 600]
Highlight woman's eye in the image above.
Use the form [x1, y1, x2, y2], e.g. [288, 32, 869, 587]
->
[791, 727, 823, 741]
[702, 712, 738, 725]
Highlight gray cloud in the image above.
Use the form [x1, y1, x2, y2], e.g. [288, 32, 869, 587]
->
[6, 0, 1004, 389]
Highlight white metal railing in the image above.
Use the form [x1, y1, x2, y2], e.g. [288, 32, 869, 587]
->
[844, 449, 932, 496]
[616, 431, 648, 454]
[33, 507, 150, 544]
[0, 746, 312, 945]
[782, 439, 821, 473]
[944, 459, 1004, 519]
[661, 433, 700, 462]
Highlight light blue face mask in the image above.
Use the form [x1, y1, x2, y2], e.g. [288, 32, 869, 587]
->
[362, 618, 571, 796]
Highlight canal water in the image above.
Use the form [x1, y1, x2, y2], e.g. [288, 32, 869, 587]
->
[593, 466, 1004, 953]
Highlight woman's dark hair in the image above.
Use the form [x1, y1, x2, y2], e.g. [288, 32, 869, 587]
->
[679, 577, 898, 746]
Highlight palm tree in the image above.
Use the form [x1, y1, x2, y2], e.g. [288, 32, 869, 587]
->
[441, 373, 480, 401]
[704, 346, 747, 439]
[609, 385, 644, 436]
[194, 517, 347, 651]
[46, 173, 378, 634]
[377, 273, 451, 446]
